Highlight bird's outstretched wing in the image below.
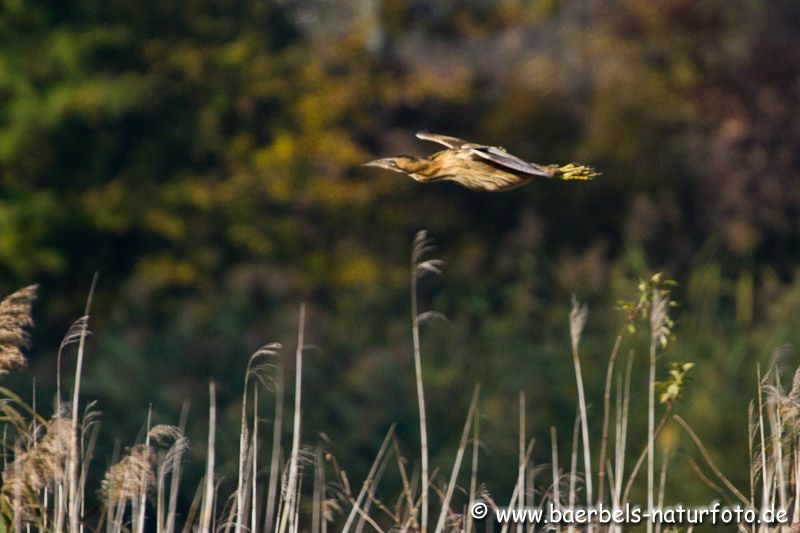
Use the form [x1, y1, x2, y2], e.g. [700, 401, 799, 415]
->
[417, 131, 553, 177]
[463, 144, 554, 177]
[415, 131, 471, 149]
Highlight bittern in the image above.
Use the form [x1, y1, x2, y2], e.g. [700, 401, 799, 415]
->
[365, 131, 599, 192]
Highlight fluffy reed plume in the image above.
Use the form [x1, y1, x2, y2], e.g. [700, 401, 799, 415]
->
[149, 423, 184, 446]
[765, 359, 800, 424]
[102, 444, 155, 503]
[146, 424, 188, 533]
[2, 417, 71, 512]
[0, 285, 38, 377]
[568, 294, 588, 354]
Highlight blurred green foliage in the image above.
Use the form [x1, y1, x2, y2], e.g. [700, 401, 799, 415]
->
[2, 0, 800, 514]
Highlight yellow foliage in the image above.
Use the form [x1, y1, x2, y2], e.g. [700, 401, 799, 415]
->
[144, 209, 185, 240]
[335, 256, 379, 288]
[227, 224, 273, 255]
[80, 180, 131, 233]
[135, 255, 198, 286]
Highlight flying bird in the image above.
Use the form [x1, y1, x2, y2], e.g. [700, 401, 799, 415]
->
[365, 131, 599, 192]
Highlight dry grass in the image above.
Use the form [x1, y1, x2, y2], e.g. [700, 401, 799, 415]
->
[0, 235, 798, 532]
[0, 284, 38, 377]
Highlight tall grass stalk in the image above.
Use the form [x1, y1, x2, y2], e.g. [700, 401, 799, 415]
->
[264, 355, 284, 533]
[135, 407, 153, 533]
[235, 381, 250, 533]
[757, 364, 769, 514]
[673, 415, 748, 505]
[341, 425, 395, 532]
[163, 403, 188, 533]
[517, 391, 525, 533]
[312, 446, 323, 533]
[794, 442, 800, 525]
[569, 296, 593, 518]
[499, 439, 534, 533]
[655, 452, 668, 533]
[251, 387, 259, 532]
[392, 436, 418, 530]
[199, 382, 217, 533]
[597, 327, 627, 507]
[434, 385, 479, 533]
[551, 427, 561, 533]
[613, 352, 633, 508]
[465, 407, 480, 533]
[567, 409, 579, 533]
[411, 230, 442, 533]
[355, 438, 390, 533]
[278, 305, 306, 533]
[646, 292, 663, 533]
[68, 273, 97, 533]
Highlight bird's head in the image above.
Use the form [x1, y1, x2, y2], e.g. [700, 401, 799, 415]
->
[364, 155, 421, 174]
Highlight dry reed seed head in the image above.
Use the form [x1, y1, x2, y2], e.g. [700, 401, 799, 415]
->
[0, 285, 38, 377]
[412, 230, 445, 279]
[767, 343, 794, 370]
[447, 513, 464, 530]
[2, 450, 46, 499]
[1, 416, 73, 504]
[59, 315, 91, 353]
[788, 366, 800, 403]
[476, 486, 499, 512]
[0, 401, 29, 435]
[649, 290, 675, 349]
[413, 229, 429, 251]
[778, 403, 800, 425]
[761, 367, 800, 425]
[297, 446, 316, 466]
[148, 425, 189, 472]
[412, 230, 438, 264]
[159, 436, 189, 476]
[37, 417, 73, 473]
[776, 365, 800, 422]
[250, 342, 282, 365]
[258, 361, 283, 391]
[1, 448, 42, 524]
[147, 424, 183, 445]
[101, 444, 156, 503]
[415, 310, 448, 327]
[569, 294, 588, 351]
[247, 342, 283, 386]
[416, 259, 444, 277]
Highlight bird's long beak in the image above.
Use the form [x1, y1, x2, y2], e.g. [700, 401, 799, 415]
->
[363, 158, 398, 171]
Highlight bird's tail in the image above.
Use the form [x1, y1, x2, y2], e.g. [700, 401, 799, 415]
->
[556, 163, 600, 180]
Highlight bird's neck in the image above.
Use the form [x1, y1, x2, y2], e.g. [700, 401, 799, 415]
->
[395, 156, 427, 174]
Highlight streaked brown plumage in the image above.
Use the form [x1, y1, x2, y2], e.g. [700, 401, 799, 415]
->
[365, 131, 599, 192]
